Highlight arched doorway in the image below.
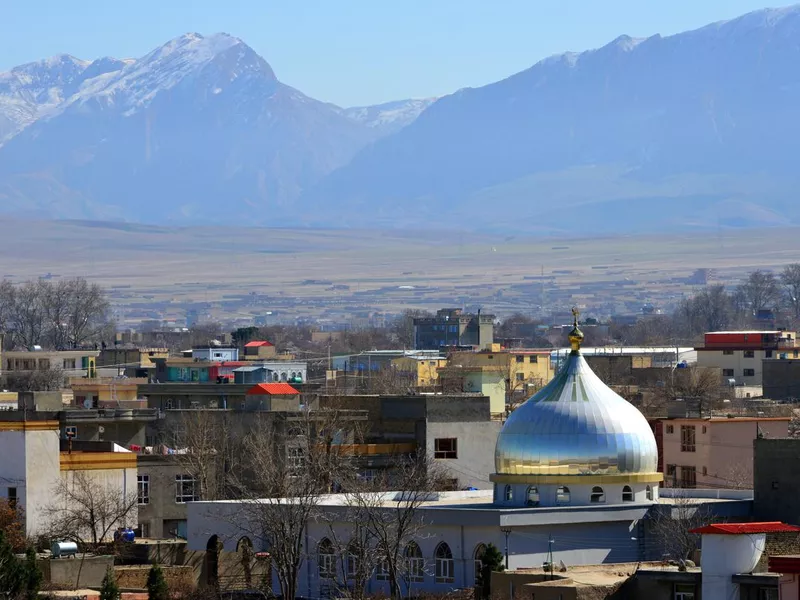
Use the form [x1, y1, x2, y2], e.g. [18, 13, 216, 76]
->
[206, 535, 223, 589]
[473, 543, 487, 586]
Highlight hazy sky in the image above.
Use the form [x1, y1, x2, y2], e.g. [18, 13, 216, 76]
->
[0, 1, 788, 106]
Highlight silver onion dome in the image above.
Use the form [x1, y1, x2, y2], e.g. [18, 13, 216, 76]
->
[494, 312, 659, 477]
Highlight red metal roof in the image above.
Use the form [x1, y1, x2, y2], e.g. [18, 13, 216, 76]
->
[769, 555, 800, 574]
[690, 522, 800, 535]
[246, 383, 300, 396]
[245, 341, 274, 347]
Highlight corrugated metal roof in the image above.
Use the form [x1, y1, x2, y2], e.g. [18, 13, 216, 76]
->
[246, 383, 300, 396]
[690, 522, 800, 535]
[245, 341, 274, 347]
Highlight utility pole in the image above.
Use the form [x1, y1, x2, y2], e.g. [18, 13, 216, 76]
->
[501, 527, 511, 570]
[548, 535, 554, 580]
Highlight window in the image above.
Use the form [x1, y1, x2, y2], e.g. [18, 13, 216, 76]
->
[358, 469, 377, 482]
[64, 425, 77, 439]
[759, 588, 778, 600]
[175, 474, 199, 503]
[766, 350, 773, 358]
[376, 558, 390, 581]
[723, 369, 734, 377]
[346, 544, 358, 579]
[515, 372, 525, 382]
[487, 355, 494, 360]
[666, 465, 677, 484]
[744, 368, 756, 377]
[139, 522, 150, 538]
[504, 485, 513, 502]
[701, 426, 707, 434]
[435, 543, 454, 583]
[473, 544, 487, 584]
[556, 486, 570, 505]
[516, 355, 525, 363]
[63, 358, 76, 370]
[38, 359, 50, 370]
[680, 425, 696, 452]
[287, 447, 306, 472]
[434, 438, 458, 459]
[665, 424, 674, 434]
[318, 538, 335, 579]
[622, 485, 633, 502]
[702, 466, 708, 476]
[7, 487, 16, 510]
[646, 485, 653, 501]
[137, 475, 150, 505]
[674, 583, 696, 600]
[590, 486, 605, 503]
[526, 486, 540, 507]
[723, 350, 734, 355]
[404, 542, 424, 582]
[529, 355, 538, 363]
[681, 466, 697, 489]
[165, 399, 174, 410]
[744, 350, 755, 358]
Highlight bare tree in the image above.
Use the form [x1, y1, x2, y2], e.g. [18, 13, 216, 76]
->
[655, 366, 723, 417]
[166, 411, 239, 501]
[739, 270, 781, 316]
[4, 366, 66, 392]
[0, 280, 15, 340]
[782, 264, 800, 320]
[65, 278, 112, 348]
[12, 281, 48, 350]
[355, 456, 446, 600]
[649, 495, 712, 562]
[45, 471, 138, 588]
[228, 408, 358, 600]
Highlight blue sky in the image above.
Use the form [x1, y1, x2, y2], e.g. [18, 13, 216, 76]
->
[0, 1, 787, 106]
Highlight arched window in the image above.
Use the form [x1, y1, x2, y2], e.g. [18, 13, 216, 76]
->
[273, 372, 279, 382]
[290, 372, 297, 380]
[346, 542, 358, 579]
[473, 544, 487, 584]
[504, 485, 513, 502]
[206, 535, 222, 588]
[318, 538, 335, 578]
[280, 372, 288, 381]
[646, 485, 653, 501]
[622, 485, 633, 502]
[526, 486, 540, 506]
[556, 486, 570, 504]
[435, 543, 454, 583]
[404, 542, 424, 582]
[590, 486, 605, 503]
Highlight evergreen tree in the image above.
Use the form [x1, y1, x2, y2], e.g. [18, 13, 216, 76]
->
[23, 547, 42, 600]
[0, 531, 23, 598]
[477, 543, 505, 600]
[147, 564, 169, 600]
[100, 567, 120, 600]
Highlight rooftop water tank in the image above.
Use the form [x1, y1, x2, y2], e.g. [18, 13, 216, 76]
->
[51, 541, 78, 558]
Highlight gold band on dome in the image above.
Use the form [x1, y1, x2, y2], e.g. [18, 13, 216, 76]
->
[490, 472, 664, 485]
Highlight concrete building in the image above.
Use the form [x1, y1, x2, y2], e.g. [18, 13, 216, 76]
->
[191, 346, 239, 362]
[659, 417, 790, 489]
[696, 330, 798, 386]
[413, 308, 494, 350]
[762, 357, 800, 401]
[97, 347, 169, 378]
[3, 349, 99, 377]
[390, 356, 447, 387]
[0, 413, 137, 538]
[153, 358, 306, 384]
[243, 341, 277, 360]
[185, 317, 754, 597]
[70, 376, 148, 409]
[754, 437, 800, 525]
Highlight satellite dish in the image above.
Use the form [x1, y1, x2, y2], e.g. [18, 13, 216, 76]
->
[83, 399, 92, 409]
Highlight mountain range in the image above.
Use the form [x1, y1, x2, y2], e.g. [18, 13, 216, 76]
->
[2, 5, 800, 233]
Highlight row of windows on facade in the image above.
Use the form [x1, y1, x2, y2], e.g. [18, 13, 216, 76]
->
[503, 484, 653, 505]
[722, 368, 756, 377]
[137, 474, 198, 505]
[7, 358, 81, 370]
[317, 539, 490, 584]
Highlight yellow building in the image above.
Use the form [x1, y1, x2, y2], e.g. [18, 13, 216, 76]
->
[70, 377, 149, 409]
[390, 356, 448, 387]
[448, 346, 554, 388]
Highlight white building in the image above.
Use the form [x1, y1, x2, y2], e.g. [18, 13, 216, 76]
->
[187, 317, 753, 596]
[0, 415, 137, 538]
[696, 330, 798, 387]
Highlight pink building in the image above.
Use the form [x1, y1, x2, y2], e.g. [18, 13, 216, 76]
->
[660, 417, 790, 489]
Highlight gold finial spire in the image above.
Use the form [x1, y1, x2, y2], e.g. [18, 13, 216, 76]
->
[568, 306, 584, 353]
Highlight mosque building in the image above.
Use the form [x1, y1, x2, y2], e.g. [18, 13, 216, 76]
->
[187, 311, 752, 596]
